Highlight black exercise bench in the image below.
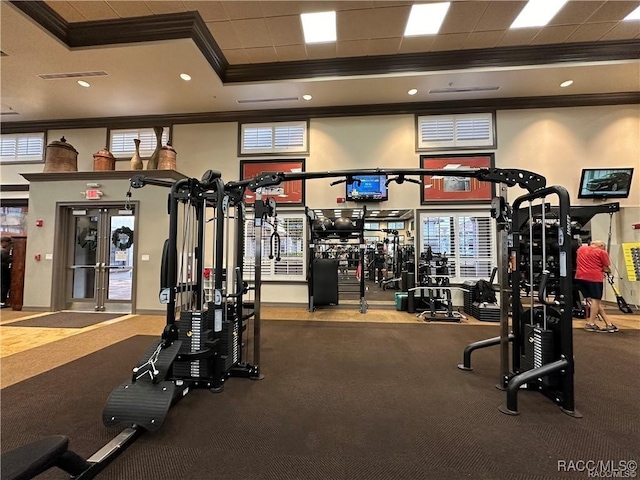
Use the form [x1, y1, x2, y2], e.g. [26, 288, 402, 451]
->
[1, 435, 89, 480]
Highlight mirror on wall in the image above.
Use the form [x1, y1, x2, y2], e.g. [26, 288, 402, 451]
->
[309, 207, 415, 306]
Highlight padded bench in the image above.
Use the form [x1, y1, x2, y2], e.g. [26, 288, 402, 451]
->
[1, 435, 89, 480]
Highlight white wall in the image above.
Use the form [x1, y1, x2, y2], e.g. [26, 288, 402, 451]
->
[2, 104, 639, 308]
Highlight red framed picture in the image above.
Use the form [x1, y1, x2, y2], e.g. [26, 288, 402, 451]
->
[240, 159, 305, 205]
[420, 153, 495, 204]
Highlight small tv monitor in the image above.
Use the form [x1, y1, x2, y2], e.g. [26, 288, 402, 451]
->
[346, 174, 388, 202]
[578, 168, 634, 199]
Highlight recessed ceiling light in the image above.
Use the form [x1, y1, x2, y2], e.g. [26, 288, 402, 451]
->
[624, 6, 640, 21]
[408, 88, 418, 96]
[180, 73, 192, 81]
[404, 3, 451, 36]
[560, 80, 574, 88]
[301, 11, 336, 44]
[302, 94, 313, 101]
[77, 80, 90, 88]
[510, 0, 568, 29]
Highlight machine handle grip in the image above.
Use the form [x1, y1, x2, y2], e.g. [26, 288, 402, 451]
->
[538, 270, 560, 306]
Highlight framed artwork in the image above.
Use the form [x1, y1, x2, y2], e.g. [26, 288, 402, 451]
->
[420, 153, 495, 204]
[240, 159, 305, 205]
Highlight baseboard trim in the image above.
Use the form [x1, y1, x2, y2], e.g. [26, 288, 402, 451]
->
[134, 309, 167, 316]
[19, 306, 50, 312]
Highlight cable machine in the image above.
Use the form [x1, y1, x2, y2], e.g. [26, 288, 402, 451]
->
[3, 166, 565, 479]
[458, 185, 581, 417]
[306, 206, 368, 313]
[228, 166, 580, 416]
[58, 171, 261, 479]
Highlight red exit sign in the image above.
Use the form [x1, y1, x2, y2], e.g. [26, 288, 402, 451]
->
[85, 189, 102, 199]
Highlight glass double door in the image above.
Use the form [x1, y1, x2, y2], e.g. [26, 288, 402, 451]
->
[66, 207, 135, 313]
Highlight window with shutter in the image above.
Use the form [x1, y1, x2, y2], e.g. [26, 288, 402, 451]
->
[109, 127, 170, 158]
[240, 121, 308, 155]
[0, 133, 45, 163]
[243, 212, 306, 281]
[386, 221, 405, 230]
[417, 113, 495, 150]
[418, 211, 495, 281]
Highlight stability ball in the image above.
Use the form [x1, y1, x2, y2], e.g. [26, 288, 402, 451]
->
[313, 217, 334, 237]
[334, 217, 353, 238]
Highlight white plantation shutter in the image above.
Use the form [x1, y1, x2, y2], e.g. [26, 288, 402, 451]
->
[109, 127, 170, 157]
[419, 211, 495, 281]
[0, 133, 45, 163]
[417, 113, 494, 150]
[243, 212, 306, 281]
[243, 127, 273, 151]
[457, 216, 493, 278]
[456, 117, 490, 141]
[421, 118, 454, 145]
[241, 121, 308, 154]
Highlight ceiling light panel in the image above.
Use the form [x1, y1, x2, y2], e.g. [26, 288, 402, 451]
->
[301, 11, 336, 44]
[624, 6, 640, 21]
[510, 0, 568, 29]
[404, 3, 451, 36]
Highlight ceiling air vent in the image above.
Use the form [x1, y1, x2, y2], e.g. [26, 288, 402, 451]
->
[237, 97, 299, 104]
[429, 86, 500, 94]
[38, 71, 109, 80]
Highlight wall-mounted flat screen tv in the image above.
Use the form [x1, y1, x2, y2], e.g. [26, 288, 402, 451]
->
[578, 168, 634, 199]
[346, 175, 388, 202]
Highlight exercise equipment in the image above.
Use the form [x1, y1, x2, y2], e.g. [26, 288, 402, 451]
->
[312, 217, 334, 237]
[408, 251, 465, 322]
[379, 230, 401, 290]
[334, 216, 354, 238]
[515, 202, 620, 317]
[306, 207, 368, 313]
[459, 185, 581, 417]
[606, 272, 633, 313]
[3, 166, 560, 479]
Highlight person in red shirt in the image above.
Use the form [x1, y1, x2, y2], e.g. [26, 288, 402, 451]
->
[575, 240, 617, 332]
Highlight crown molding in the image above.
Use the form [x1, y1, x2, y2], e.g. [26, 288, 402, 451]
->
[224, 40, 640, 83]
[9, 2, 227, 78]
[2, 92, 638, 134]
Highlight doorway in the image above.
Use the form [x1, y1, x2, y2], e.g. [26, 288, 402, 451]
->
[62, 205, 135, 313]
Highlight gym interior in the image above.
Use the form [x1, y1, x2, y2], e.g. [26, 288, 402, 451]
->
[1, 1, 639, 479]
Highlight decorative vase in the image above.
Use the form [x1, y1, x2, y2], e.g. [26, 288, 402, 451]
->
[93, 146, 116, 171]
[146, 126, 163, 170]
[43, 137, 78, 173]
[158, 143, 177, 170]
[130, 139, 143, 170]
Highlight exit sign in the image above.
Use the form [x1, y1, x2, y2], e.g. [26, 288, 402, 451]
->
[85, 189, 102, 199]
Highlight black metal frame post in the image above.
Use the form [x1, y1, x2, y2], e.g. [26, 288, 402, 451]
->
[359, 222, 367, 314]
[497, 186, 511, 389]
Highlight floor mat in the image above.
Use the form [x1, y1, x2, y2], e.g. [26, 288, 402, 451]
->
[7, 312, 128, 328]
[1, 323, 639, 479]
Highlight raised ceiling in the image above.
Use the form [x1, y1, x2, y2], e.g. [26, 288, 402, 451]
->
[1, 1, 639, 128]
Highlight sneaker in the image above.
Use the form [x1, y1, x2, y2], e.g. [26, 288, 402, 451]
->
[584, 323, 601, 332]
[600, 324, 618, 333]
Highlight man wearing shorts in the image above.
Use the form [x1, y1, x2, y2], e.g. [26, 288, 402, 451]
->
[575, 240, 617, 332]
